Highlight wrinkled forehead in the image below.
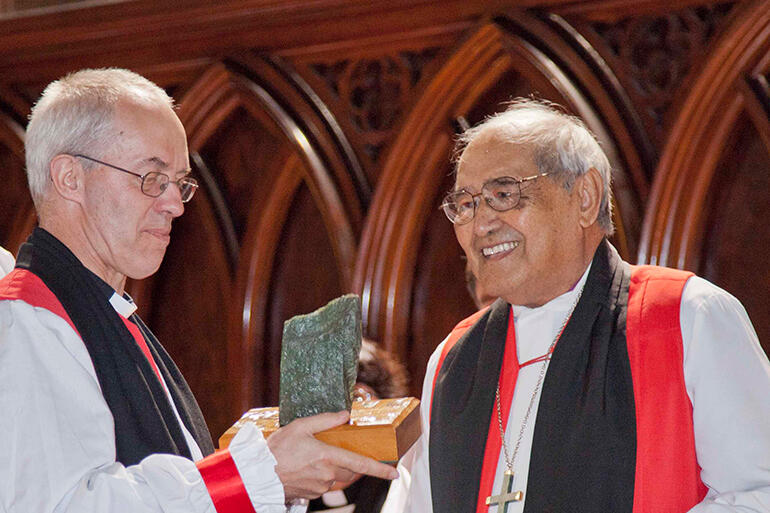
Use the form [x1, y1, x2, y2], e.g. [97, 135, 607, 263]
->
[454, 134, 537, 190]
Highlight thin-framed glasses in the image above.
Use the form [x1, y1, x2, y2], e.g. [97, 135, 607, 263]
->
[73, 154, 199, 203]
[440, 173, 549, 225]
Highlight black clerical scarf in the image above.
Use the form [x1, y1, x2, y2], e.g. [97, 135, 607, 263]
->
[430, 240, 637, 512]
[15, 227, 214, 466]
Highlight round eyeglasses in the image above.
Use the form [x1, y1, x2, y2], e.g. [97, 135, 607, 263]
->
[73, 154, 199, 203]
[440, 173, 549, 225]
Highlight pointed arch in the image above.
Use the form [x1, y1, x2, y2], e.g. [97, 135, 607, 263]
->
[177, 61, 364, 412]
[639, 0, 770, 269]
[353, 17, 651, 387]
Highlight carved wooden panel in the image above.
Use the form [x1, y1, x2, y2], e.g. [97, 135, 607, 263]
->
[639, 0, 770, 355]
[295, 47, 445, 182]
[354, 18, 651, 392]
[700, 115, 770, 351]
[0, 0, 766, 436]
[571, 2, 738, 152]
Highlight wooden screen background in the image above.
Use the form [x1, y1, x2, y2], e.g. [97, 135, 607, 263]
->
[0, 0, 768, 437]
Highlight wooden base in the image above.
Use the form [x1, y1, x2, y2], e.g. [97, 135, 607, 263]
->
[219, 397, 421, 463]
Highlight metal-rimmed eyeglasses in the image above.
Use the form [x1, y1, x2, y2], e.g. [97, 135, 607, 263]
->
[440, 173, 550, 225]
[73, 154, 199, 203]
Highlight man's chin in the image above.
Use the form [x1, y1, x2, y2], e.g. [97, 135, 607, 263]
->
[126, 257, 164, 281]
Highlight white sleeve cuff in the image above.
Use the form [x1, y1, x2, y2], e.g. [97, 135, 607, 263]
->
[229, 423, 290, 512]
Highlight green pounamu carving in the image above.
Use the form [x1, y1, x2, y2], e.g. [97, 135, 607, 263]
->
[279, 294, 362, 426]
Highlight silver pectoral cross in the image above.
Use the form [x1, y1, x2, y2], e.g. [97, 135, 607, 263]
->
[485, 470, 523, 512]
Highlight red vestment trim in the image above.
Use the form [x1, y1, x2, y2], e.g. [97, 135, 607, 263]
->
[0, 269, 79, 334]
[118, 316, 166, 391]
[197, 449, 256, 513]
[430, 306, 490, 417]
[431, 265, 707, 511]
[475, 312, 518, 513]
[627, 265, 707, 512]
[0, 268, 167, 388]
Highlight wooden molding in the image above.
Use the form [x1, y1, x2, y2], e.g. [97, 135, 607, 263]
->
[178, 60, 361, 284]
[355, 15, 650, 366]
[638, 0, 770, 268]
[0, 111, 24, 158]
[0, 0, 506, 82]
[0, 1, 748, 82]
[231, 155, 304, 412]
[550, 0, 739, 21]
[177, 62, 365, 412]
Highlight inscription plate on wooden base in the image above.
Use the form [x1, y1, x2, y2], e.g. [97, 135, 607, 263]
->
[219, 397, 420, 464]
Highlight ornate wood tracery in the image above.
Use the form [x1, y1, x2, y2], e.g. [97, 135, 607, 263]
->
[0, 0, 767, 435]
[639, 0, 770, 353]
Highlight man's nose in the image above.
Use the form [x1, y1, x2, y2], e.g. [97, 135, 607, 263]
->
[156, 181, 185, 217]
[472, 198, 501, 235]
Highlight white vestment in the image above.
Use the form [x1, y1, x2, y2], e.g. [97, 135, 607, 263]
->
[383, 270, 770, 513]
[0, 290, 307, 513]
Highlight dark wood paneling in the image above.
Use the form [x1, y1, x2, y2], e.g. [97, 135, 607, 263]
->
[0, 145, 28, 252]
[265, 183, 345, 405]
[408, 164, 477, 389]
[0, 114, 33, 255]
[639, 0, 770, 268]
[701, 115, 770, 354]
[639, 0, 770, 354]
[0, 0, 766, 438]
[146, 189, 234, 438]
[199, 106, 291, 240]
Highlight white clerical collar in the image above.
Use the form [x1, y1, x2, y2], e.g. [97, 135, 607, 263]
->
[109, 291, 138, 318]
[512, 261, 592, 320]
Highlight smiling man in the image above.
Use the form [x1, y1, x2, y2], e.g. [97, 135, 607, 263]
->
[384, 99, 770, 513]
[0, 68, 396, 513]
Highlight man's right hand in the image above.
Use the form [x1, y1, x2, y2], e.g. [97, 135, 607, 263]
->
[266, 410, 399, 501]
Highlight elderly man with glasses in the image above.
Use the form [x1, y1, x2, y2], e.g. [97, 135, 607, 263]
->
[0, 68, 396, 513]
[383, 98, 770, 513]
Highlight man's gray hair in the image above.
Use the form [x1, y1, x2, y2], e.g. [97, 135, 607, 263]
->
[25, 68, 174, 209]
[455, 98, 614, 235]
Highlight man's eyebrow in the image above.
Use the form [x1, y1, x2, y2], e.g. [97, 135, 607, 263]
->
[141, 156, 169, 169]
[141, 156, 190, 176]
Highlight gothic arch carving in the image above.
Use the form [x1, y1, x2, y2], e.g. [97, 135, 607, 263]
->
[177, 61, 364, 414]
[355, 17, 652, 384]
[638, 0, 770, 355]
[639, 0, 770, 269]
[178, 60, 361, 285]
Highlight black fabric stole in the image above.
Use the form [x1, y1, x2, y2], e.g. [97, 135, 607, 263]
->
[429, 297, 510, 512]
[430, 240, 636, 513]
[16, 227, 214, 466]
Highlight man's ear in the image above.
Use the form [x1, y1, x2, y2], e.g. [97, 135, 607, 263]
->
[577, 167, 603, 228]
[49, 154, 84, 203]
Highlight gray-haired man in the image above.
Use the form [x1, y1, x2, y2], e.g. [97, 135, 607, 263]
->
[385, 99, 770, 513]
[0, 68, 396, 513]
